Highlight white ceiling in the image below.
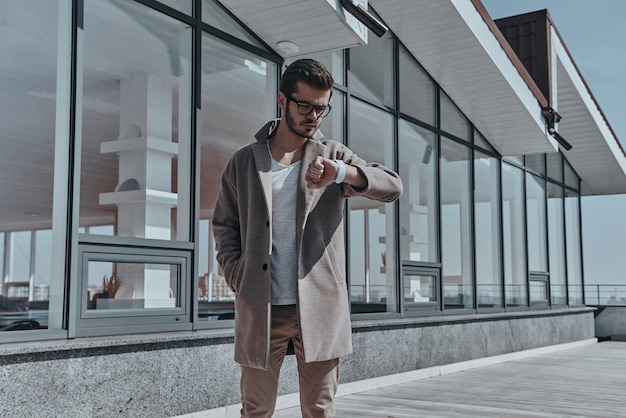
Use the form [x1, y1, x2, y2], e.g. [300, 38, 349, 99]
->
[218, 0, 368, 57]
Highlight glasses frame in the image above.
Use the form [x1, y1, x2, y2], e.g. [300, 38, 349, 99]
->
[283, 92, 332, 118]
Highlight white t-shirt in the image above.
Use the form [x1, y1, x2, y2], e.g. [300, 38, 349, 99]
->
[268, 144, 300, 305]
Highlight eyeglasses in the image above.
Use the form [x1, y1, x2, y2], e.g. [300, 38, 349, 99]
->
[284, 93, 332, 118]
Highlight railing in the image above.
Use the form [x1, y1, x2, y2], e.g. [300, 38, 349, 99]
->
[585, 284, 626, 306]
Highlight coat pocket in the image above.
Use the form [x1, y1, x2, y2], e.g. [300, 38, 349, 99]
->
[324, 245, 345, 285]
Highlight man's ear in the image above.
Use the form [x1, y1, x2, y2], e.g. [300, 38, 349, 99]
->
[277, 91, 287, 110]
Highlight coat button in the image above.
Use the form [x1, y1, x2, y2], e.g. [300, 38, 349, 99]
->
[262, 263, 268, 270]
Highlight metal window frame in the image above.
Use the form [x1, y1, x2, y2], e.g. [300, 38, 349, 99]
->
[69, 243, 192, 337]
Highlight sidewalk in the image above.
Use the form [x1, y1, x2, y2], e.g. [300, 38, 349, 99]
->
[178, 339, 626, 417]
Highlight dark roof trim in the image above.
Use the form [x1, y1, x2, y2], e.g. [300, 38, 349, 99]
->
[471, 0, 548, 109]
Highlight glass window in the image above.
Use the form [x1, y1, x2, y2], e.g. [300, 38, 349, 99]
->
[440, 92, 469, 141]
[159, 0, 192, 15]
[503, 155, 524, 166]
[546, 152, 563, 182]
[348, 99, 397, 314]
[323, 89, 345, 144]
[289, 50, 345, 86]
[85, 261, 180, 311]
[530, 278, 549, 305]
[403, 271, 439, 311]
[34, 230, 53, 304]
[8, 231, 31, 287]
[0, 0, 68, 333]
[398, 120, 437, 263]
[548, 183, 566, 305]
[474, 150, 502, 308]
[0, 233, 4, 287]
[525, 154, 545, 175]
[348, 33, 395, 108]
[198, 34, 277, 320]
[564, 159, 579, 190]
[202, 0, 265, 49]
[80, 0, 193, 242]
[474, 129, 496, 153]
[440, 137, 472, 310]
[399, 46, 435, 125]
[565, 190, 583, 304]
[75, 246, 191, 336]
[526, 173, 547, 272]
[502, 163, 528, 307]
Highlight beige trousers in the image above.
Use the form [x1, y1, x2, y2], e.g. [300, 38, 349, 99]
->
[240, 304, 339, 418]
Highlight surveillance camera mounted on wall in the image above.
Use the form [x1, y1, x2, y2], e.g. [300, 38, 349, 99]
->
[340, 0, 388, 38]
[542, 106, 572, 150]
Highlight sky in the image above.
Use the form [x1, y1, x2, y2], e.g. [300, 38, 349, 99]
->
[481, 0, 626, 286]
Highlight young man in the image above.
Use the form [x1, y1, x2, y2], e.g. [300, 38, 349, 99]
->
[212, 59, 402, 417]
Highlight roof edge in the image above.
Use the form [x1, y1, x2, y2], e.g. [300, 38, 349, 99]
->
[470, 0, 548, 109]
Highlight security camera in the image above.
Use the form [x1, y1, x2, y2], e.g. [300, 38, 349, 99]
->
[340, 0, 388, 38]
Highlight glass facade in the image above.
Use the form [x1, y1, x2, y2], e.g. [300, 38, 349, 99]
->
[502, 162, 528, 307]
[348, 99, 397, 314]
[0, 0, 589, 340]
[474, 150, 502, 308]
[440, 137, 472, 310]
[79, 0, 193, 242]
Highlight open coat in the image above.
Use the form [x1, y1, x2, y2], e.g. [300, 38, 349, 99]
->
[212, 120, 403, 370]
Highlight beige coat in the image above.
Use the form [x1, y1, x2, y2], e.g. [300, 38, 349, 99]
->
[212, 120, 403, 370]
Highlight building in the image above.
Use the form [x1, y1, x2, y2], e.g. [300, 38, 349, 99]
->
[1, 0, 624, 416]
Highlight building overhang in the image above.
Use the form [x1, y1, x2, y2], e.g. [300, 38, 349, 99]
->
[222, 0, 626, 195]
[218, 0, 370, 58]
[369, 0, 626, 195]
[549, 25, 626, 195]
[370, 0, 556, 157]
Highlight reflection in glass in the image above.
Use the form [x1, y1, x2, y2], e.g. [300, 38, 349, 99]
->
[348, 34, 394, 107]
[502, 163, 528, 306]
[80, 0, 192, 241]
[398, 120, 437, 263]
[565, 190, 583, 304]
[399, 46, 435, 125]
[474, 129, 495, 152]
[564, 160, 579, 190]
[547, 152, 563, 182]
[288, 50, 345, 86]
[198, 33, 277, 320]
[86, 261, 180, 311]
[525, 154, 545, 175]
[440, 93, 469, 141]
[202, 0, 264, 49]
[159, 0, 192, 14]
[530, 279, 549, 305]
[440, 137, 472, 309]
[474, 150, 502, 308]
[348, 99, 397, 313]
[548, 183, 566, 304]
[404, 275, 437, 304]
[526, 173, 547, 272]
[0, 1, 66, 332]
[322, 90, 345, 144]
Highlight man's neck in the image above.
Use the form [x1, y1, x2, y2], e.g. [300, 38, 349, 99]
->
[269, 122, 307, 165]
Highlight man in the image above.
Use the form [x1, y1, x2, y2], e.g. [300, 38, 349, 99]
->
[212, 58, 402, 417]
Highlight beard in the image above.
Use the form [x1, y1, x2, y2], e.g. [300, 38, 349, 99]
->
[285, 105, 319, 139]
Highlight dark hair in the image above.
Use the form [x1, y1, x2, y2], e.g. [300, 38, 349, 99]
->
[280, 59, 334, 96]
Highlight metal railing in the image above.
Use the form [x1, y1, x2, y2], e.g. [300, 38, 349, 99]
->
[585, 284, 626, 306]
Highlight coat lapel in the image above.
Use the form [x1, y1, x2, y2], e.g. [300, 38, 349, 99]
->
[252, 144, 272, 228]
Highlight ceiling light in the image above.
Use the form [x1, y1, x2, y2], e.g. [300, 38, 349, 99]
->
[276, 41, 299, 55]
